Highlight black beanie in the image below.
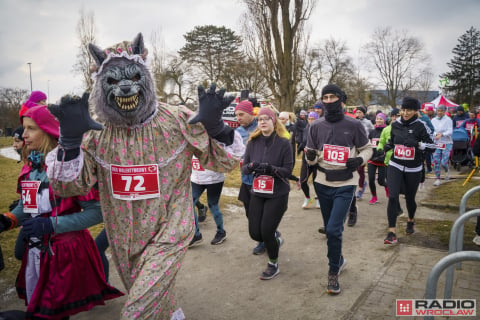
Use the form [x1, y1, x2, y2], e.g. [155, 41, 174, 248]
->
[321, 84, 347, 103]
[356, 105, 367, 114]
[401, 97, 420, 110]
[12, 126, 24, 141]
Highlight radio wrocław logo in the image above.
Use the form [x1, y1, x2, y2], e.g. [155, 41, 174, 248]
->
[396, 299, 476, 317]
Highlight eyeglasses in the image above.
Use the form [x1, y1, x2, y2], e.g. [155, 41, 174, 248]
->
[258, 117, 272, 122]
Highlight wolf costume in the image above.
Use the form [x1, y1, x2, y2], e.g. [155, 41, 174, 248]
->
[46, 33, 244, 319]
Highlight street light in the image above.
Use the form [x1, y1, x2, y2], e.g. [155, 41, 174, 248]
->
[27, 62, 32, 92]
[47, 80, 50, 103]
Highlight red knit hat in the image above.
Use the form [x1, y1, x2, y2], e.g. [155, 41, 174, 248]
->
[22, 105, 60, 139]
[257, 107, 276, 124]
[235, 100, 254, 115]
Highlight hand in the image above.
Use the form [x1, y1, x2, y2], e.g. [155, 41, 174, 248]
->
[189, 84, 234, 137]
[48, 92, 103, 149]
[384, 141, 393, 152]
[21, 217, 54, 238]
[346, 157, 363, 171]
[305, 148, 317, 161]
[247, 161, 260, 173]
[0, 214, 13, 233]
[257, 163, 274, 175]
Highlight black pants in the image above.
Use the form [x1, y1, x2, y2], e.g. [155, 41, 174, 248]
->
[386, 166, 421, 228]
[248, 194, 288, 261]
[238, 183, 252, 217]
[367, 163, 386, 197]
[300, 155, 317, 199]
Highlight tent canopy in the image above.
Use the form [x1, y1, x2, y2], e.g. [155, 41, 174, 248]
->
[430, 95, 459, 108]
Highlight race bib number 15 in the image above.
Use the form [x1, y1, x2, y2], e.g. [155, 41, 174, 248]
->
[111, 164, 160, 200]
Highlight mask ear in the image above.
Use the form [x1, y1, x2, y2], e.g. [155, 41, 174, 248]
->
[131, 33, 145, 55]
[88, 43, 107, 67]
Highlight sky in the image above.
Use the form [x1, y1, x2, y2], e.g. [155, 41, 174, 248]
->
[0, 0, 478, 103]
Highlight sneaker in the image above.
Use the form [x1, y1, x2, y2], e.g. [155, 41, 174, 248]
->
[277, 235, 284, 248]
[397, 208, 404, 217]
[302, 198, 314, 209]
[253, 242, 266, 255]
[406, 221, 415, 235]
[211, 230, 227, 245]
[433, 179, 441, 186]
[347, 211, 357, 227]
[338, 256, 347, 276]
[445, 171, 450, 180]
[326, 272, 341, 294]
[197, 205, 208, 222]
[368, 196, 378, 205]
[473, 235, 480, 246]
[315, 199, 320, 208]
[189, 233, 203, 247]
[384, 232, 398, 244]
[356, 181, 367, 199]
[260, 263, 279, 280]
[318, 226, 326, 234]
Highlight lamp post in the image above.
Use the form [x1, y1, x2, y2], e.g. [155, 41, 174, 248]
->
[47, 80, 50, 103]
[27, 62, 32, 92]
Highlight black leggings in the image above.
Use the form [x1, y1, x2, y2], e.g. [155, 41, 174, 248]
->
[248, 194, 288, 261]
[300, 155, 317, 198]
[367, 163, 386, 197]
[386, 166, 421, 228]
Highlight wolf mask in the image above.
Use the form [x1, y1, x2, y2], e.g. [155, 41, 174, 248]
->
[88, 33, 157, 127]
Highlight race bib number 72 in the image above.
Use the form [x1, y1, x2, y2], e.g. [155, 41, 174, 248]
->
[111, 164, 160, 200]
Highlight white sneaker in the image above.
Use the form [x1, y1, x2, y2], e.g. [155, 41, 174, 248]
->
[433, 179, 441, 186]
[473, 235, 480, 246]
[315, 199, 320, 208]
[302, 198, 311, 209]
[445, 171, 450, 180]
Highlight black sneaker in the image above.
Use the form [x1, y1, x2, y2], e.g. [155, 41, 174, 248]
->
[347, 211, 357, 227]
[211, 230, 227, 245]
[406, 221, 415, 235]
[384, 232, 398, 244]
[189, 233, 203, 247]
[327, 272, 341, 294]
[253, 242, 266, 255]
[318, 226, 326, 234]
[338, 256, 347, 276]
[397, 208, 404, 217]
[198, 205, 208, 222]
[260, 263, 279, 280]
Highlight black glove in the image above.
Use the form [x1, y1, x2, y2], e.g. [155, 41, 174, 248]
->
[48, 92, 103, 150]
[247, 162, 260, 172]
[345, 157, 363, 171]
[257, 163, 274, 175]
[21, 217, 54, 238]
[189, 84, 235, 145]
[305, 149, 317, 161]
[0, 214, 13, 233]
[384, 140, 393, 152]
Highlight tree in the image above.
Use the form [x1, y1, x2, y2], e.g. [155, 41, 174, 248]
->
[179, 25, 244, 89]
[441, 27, 480, 108]
[0, 87, 28, 133]
[364, 27, 429, 108]
[300, 46, 325, 106]
[163, 55, 197, 106]
[72, 7, 97, 92]
[242, 0, 316, 111]
[150, 29, 169, 102]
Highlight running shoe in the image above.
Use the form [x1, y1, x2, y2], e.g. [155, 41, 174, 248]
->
[473, 235, 480, 246]
[260, 263, 279, 280]
[327, 272, 341, 294]
[315, 199, 320, 208]
[253, 242, 266, 255]
[356, 181, 367, 199]
[445, 171, 450, 180]
[211, 230, 227, 245]
[384, 232, 398, 244]
[302, 198, 314, 209]
[368, 196, 378, 205]
[338, 256, 347, 276]
[347, 211, 357, 227]
[433, 179, 441, 186]
[189, 233, 203, 247]
[406, 221, 415, 235]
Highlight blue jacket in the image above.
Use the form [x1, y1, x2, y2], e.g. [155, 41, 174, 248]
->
[236, 118, 258, 185]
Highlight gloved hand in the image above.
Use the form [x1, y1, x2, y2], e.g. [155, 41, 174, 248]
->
[189, 84, 235, 143]
[247, 162, 260, 172]
[48, 92, 103, 150]
[403, 138, 418, 148]
[305, 148, 318, 161]
[346, 157, 363, 171]
[21, 217, 54, 238]
[257, 163, 274, 175]
[384, 140, 393, 152]
[0, 214, 13, 233]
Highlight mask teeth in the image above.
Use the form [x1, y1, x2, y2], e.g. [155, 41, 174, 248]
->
[115, 94, 139, 110]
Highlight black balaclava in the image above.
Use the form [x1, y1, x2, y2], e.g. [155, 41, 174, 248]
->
[322, 84, 346, 123]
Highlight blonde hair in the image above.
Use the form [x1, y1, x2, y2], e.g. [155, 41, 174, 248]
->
[248, 119, 289, 141]
[288, 112, 296, 123]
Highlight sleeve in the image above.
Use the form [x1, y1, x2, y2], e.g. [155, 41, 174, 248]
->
[271, 140, 294, 179]
[49, 200, 103, 234]
[305, 124, 320, 165]
[241, 142, 253, 175]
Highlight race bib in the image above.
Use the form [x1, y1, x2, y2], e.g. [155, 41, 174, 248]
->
[393, 145, 415, 160]
[111, 164, 160, 200]
[252, 175, 274, 194]
[323, 144, 350, 166]
[465, 123, 474, 131]
[455, 120, 464, 128]
[21, 181, 41, 214]
[192, 158, 204, 171]
[371, 138, 379, 148]
[436, 143, 446, 150]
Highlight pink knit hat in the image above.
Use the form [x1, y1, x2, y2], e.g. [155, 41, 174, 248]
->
[22, 105, 60, 139]
[235, 100, 254, 115]
[257, 107, 276, 124]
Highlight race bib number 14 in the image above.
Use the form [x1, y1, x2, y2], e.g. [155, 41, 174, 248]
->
[111, 164, 160, 200]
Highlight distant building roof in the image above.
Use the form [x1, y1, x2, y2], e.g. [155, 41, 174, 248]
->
[368, 90, 439, 107]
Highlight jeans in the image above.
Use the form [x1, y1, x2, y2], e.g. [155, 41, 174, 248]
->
[192, 182, 225, 234]
[314, 183, 355, 273]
